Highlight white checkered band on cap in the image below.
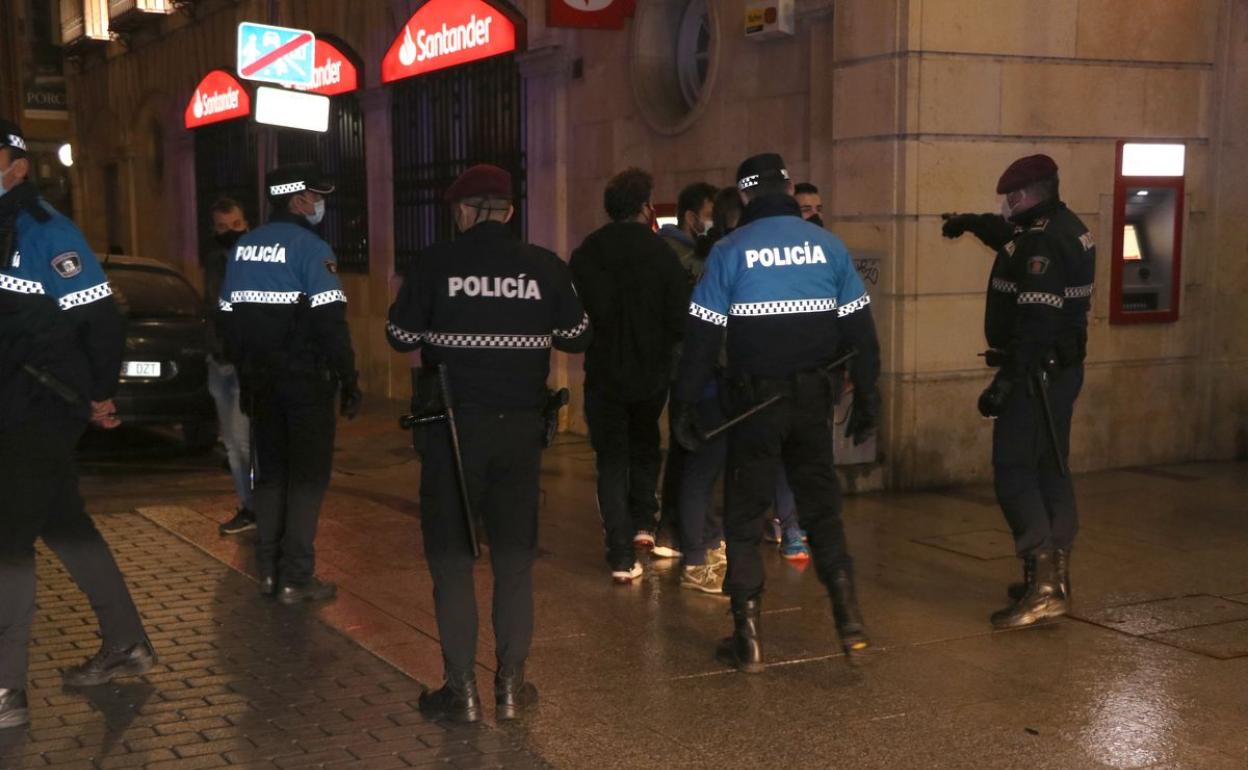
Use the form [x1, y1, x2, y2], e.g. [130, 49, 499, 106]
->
[269, 181, 306, 197]
[737, 174, 760, 190]
[6, 134, 25, 151]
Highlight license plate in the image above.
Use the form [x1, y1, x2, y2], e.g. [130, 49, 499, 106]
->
[124, 361, 162, 378]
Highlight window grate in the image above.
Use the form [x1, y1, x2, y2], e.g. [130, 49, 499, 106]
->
[193, 119, 258, 264]
[391, 54, 527, 274]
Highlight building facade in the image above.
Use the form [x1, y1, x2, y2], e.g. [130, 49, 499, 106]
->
[57, 0, 1248, 488]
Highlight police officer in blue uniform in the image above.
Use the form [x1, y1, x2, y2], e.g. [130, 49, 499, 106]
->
[673, 153, 882, 671]
[943, 154, 1094, 629]
[387, 165, 591, 722]
[0, 120, 155, 729]
[218, 162, 361, 605]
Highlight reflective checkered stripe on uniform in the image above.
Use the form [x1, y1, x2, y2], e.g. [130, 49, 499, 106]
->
[554, 312, 590, 339]
[309, 290, 347, 307]
[991, 278, 1019, 294]
[0, 274, 45, 295]
[386, 322, 421, 345]
[1018, 291, 1064, 308]
[1065, 283, 1094, 299]
[423, 332, 553, 349]
[728, 298, 837, 317]
[837, 293, 871, 317]
[229, 290, 303, 304]
[690, 302, 727, 327]
[58, 282, 113, 309]
[219, 298, 233, 313]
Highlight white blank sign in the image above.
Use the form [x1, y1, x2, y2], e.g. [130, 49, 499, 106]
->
[255, 86, 329, 132]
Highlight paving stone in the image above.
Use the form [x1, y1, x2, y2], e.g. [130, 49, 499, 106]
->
[11, 513, 551, 770]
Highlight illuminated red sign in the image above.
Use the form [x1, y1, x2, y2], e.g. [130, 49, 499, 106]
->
[184, 70, 250, 129]
[291, 39, 359, 97]
[547, 0, 633, 29]
[382, 0, 519, 83]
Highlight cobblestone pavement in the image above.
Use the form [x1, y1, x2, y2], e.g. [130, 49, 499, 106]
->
[0, 513, 549, 770]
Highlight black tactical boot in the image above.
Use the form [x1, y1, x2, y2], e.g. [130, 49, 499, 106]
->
[829, 569, 870, 655]
[1009, 550, 1071, 603]
[716, 595, 764, 674]
[1006, 558, 1035, 602]
[495, 663, 538, 721]
[277, 577, 337, 605]
[258, 575, 278, 598]
[418, 670, 482, 723]
[63, 639, 157, 687]
[991, 550, 1068, 629]
[0, 689, 29, 730]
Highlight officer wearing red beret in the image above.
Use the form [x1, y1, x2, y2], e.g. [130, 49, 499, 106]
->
[943, 154, 1096, 629]
[387, 164, 591, 722]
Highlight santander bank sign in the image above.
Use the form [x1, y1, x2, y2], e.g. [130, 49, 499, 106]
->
[382, 0, 520, 83]
[184, 70, 250, 129]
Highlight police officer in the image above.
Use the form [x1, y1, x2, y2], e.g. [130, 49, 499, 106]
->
[387, 164, 590, 722]
[0, 120, 155, 729]
[217, 162, 361, 605]
[944, 154, 1093, 629]
[673, 153, 882, 671]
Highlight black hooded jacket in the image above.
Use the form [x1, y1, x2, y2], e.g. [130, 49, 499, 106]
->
[569, 221, 688, 401]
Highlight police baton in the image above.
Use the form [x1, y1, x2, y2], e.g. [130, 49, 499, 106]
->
[22, 364, 81, 405]
[398, 364, 481, 559]
[699, 349, 858, 441]
[1032, 369, 1069, 478]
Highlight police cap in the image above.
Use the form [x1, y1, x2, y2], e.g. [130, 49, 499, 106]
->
[736, 153, 790, 191]
[445, 164, 513, 203]
[996, 154, 1058, 194]
[0, 119, 27, 154]
[266, 162, 334, 202]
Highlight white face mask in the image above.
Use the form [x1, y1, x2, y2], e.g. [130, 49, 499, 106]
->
[1000, 199, 1013, 220]
[306, 199, 325, 226]
[0, 161, 15, 198]
[700, 219, 714, 236]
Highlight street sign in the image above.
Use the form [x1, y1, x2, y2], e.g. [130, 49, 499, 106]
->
[237, 22, 316, 87]
[254, 86, 329, 133]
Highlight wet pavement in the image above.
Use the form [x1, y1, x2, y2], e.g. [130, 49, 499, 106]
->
[5, 403, 1248, 769]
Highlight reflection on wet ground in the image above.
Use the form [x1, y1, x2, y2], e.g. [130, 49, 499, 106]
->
[35, 402, 1248, 768]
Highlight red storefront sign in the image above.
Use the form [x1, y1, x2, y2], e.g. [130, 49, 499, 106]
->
[184, 69, 250, 129]
[382, 0, 520, 83]
[291, 39, 359, 97]
[547, 0, 634, 29]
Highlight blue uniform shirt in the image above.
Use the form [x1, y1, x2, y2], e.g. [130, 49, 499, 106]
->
[3, 201, 113, 310]
[218, 220, 345, 312]
[675, 195, 879, 403]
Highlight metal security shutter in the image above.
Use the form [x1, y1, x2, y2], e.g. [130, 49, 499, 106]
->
[391, 54, 526, 273]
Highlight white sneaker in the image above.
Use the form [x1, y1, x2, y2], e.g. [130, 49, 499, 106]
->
[652, 543, 682, 559]
[611, 562, 644, 585]
[633, 531, 655, 550]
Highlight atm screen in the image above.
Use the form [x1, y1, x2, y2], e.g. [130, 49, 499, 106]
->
[1123, 224, 1142, 261]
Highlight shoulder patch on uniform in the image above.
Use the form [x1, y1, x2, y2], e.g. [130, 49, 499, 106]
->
[324, 260, 337, 274]
[1030, 217, 1050, 232]
[1027, 255, 1051, 275]
[51, 251, 83, 278]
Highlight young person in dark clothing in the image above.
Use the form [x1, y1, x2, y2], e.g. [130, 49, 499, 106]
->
[569, 168, 688, 584]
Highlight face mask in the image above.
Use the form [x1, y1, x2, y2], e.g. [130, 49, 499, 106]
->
[306, 199, 326, 226]
[808, 214, 824, 228]
[214, 229, 244, 248]
[0, 162, 14, 198]
[699, 219, 714, 237]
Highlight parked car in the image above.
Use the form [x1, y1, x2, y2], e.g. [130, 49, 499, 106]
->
[102, 256, 216, 447]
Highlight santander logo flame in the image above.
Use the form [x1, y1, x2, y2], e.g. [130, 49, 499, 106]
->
[382, 0, 519, 83]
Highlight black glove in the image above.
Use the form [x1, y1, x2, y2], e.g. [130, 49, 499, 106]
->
[977, 376, 1014, 418]
[672, 400, 703, 453]
[845, 387, 880, 446]
[340, 373, 363, 420]
[941, 213, 977, 239]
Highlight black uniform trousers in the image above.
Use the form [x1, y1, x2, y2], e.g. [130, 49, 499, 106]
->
[420, 409, 543, 676]
[251, 373, 337, 586]
[993, 363, 1083, 557]
[722, 374, 852, 599]
[0, 418, 147, 689]
[583, 385, 667, 569]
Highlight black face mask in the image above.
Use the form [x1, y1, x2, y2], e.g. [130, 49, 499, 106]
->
[807, 214, 825, 228]
[214, 229, 245, 248]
